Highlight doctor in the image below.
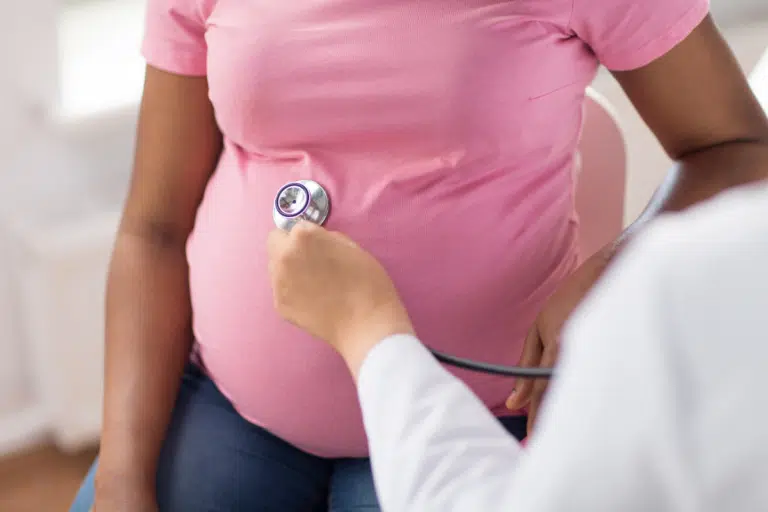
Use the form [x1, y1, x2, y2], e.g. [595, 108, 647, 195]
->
[267, 182, 768, 511]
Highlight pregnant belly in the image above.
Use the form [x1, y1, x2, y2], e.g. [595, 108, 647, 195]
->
[187, 154, 578, 457]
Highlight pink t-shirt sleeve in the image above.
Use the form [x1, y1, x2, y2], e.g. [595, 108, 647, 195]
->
[569, 0, 710, 71]
[141, 0, 210, 76]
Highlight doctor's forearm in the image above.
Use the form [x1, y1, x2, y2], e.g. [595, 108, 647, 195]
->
[607, 140, 768, 260]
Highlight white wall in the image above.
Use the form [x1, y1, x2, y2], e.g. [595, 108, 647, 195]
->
[0, 1, 139, 453]
[0, 7, 46, 441]
[711, 0, 768, 26]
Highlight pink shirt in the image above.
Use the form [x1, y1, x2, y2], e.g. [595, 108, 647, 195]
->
[142, 0, 709, 457]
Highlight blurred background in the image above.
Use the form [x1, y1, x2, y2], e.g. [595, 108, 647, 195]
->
[0, 0, 766, 510]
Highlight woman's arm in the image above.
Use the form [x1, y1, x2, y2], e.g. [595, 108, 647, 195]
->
[95, 66, 222, 502]
[610, 14, 768, 252]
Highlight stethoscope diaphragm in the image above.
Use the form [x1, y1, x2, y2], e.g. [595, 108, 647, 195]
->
[273, 180, 331, 232]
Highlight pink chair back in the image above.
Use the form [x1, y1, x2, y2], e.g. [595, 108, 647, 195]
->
[574, 89, 627, 260]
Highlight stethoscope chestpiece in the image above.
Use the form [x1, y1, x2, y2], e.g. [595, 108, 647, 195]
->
[273, 180, 331, 232]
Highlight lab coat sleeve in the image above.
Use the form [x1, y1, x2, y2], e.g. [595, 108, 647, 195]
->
[357, 232, 679, 512]
[358, 334, 526, 512]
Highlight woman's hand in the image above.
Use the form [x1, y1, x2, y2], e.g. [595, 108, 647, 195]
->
[267, 222, 414, 375]
[506, 248, 611, 433]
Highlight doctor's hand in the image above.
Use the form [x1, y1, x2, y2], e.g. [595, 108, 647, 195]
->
[267, 222, 414, 376]
[506, 248, 611, 433]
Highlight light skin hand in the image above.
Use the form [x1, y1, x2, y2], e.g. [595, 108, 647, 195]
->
[267, 222, 415, 379]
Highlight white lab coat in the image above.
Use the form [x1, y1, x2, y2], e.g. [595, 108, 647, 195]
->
[357, 183, 768, 512]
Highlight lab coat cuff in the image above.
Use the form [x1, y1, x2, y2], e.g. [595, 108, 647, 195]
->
[358, 333, 427, 394]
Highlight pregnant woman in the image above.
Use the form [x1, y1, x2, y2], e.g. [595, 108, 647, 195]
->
[73, 0, 768, 510]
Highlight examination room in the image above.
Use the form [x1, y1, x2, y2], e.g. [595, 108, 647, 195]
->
[1, 0, 768, 510]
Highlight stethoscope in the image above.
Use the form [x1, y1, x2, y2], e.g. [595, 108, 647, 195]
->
[274, 180, 555, 379]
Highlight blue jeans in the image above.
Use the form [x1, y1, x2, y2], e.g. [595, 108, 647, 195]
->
[71, 363, 527, 511]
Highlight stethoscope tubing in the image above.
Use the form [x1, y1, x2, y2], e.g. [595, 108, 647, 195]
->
[430, 349, 555, 378]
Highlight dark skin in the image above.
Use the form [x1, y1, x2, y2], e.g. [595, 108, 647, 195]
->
[94, 14, 768, 511]
[507, 15, 768, 431]
[94, 68, 222, 511]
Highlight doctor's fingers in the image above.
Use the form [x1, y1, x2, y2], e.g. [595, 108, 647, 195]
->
[506, 326, 543, 410]
[267, 222, 324, 263]
[267, 228, 291, 259]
